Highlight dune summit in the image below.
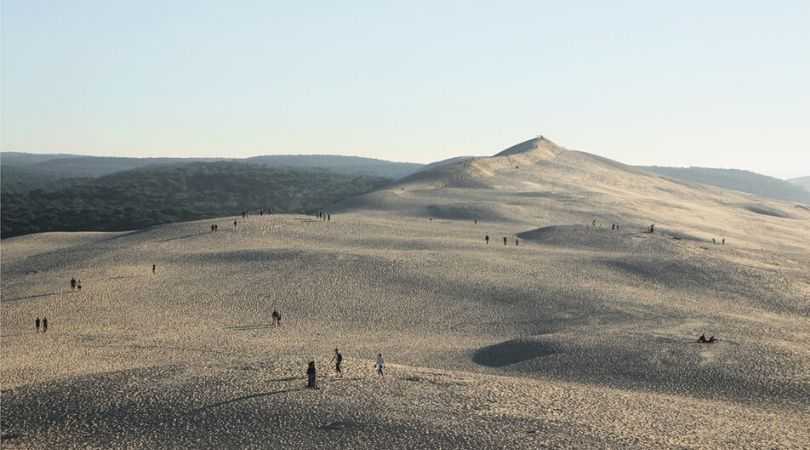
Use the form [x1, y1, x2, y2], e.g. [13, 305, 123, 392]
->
[2, 136, 810, 449]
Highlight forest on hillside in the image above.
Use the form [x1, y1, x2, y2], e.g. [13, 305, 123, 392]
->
[1, 162, 390, 238]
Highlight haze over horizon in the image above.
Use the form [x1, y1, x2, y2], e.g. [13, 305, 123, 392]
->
[3, 1, 808, 178]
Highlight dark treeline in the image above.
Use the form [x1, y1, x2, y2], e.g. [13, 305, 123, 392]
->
[1, 162, 389, 238]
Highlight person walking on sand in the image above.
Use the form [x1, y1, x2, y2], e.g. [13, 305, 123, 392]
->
[331, 348, 343, 377]
[70, 278, 76, 290]
[503, 237, 507, 246]
[515, 238, 519, 246]
[152, 264, 156, 274]
[42, 317, 48, 333]
[307, 361, 318, 389]
[375, 353, 385, 377]
[35, 317, 40, 333]
[485, 235, 489, 245]
[233, 220, 238, 230]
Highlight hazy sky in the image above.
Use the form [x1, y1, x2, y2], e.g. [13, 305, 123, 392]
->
[2, 1, 808, 178]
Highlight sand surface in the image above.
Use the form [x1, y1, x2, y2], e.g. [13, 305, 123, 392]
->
[2, 139, 809, 449]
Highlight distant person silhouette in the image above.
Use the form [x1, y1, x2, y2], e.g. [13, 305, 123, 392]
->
[722, 238, 725, 245]
[503, 237, 507, 246]
[152, 264, 156, 274]
[327, 214, 331, 222]
[35, 317, 40, 333]
[375, 353, 385, 377]
[42, 317, 48, 333]
[485, 235, 489, 244]
[331, 348, 343, 376]
[233, 220, 238, 230]
[515, 238, 519, 246]
[307, 361, 318, 389]
[70, 278, 76, 290]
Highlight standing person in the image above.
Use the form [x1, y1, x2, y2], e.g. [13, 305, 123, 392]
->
[485, 235, 490, 244]
[42, 317, 48, 333]
[503, 237, 507, 246]
[306, 361, 318, 389]
[233, 220, 238, 230]
[152, 264, 156, 274]
[722, 238, 725, 245]
[375, 353, 385, 377]
[327, 214, 331, 222]
[515, 238, 519, 246]
[331, 348, 343, 377]
[35, 317, 40, 333]
[70, 278, 77, 290]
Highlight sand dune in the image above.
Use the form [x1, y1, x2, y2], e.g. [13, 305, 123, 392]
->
[3, 137, 810, 449]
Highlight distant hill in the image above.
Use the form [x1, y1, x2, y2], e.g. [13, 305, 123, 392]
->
[637, 166, 810, 204]
[789, 176, 810, 191]
[1, 162, 390, 238]
[245, 155, 423, 179]
[1, 152, 423, 193]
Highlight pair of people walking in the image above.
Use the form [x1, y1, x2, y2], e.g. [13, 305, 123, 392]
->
[328, 349, 384, 377]
[34, 317, 48, 333]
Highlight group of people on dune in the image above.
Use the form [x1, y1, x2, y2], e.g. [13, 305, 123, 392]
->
[306, 349, 385, 389]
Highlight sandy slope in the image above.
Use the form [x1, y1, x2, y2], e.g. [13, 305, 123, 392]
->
[2, 138, 810, 449]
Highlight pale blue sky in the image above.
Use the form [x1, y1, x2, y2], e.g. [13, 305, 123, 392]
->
[2, 1, 808, 178]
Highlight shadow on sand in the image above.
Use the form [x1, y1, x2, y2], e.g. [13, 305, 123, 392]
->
[188, 388, 305, 415]
[2, 292, 63, 303]
[159, 232, 206, 243]
[225, 323, 276, 331]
